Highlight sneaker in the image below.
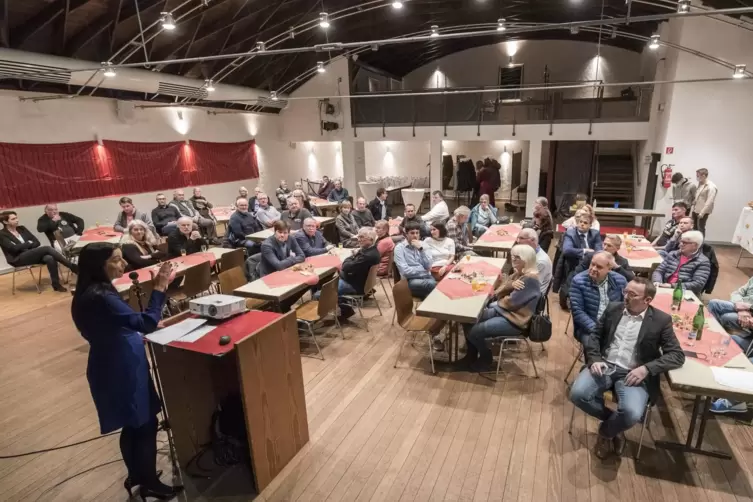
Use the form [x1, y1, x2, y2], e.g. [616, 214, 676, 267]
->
[612, 432, 626, 456]
[431, 336, 444, 352]
[594, 434, 613, 459]
[710, 398, 748, 414]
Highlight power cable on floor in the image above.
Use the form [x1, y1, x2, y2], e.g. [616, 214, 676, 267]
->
[0, 432, 119, 459]
[33, 458, 122, 502]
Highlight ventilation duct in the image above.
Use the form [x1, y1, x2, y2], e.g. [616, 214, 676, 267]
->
[0, 48, 285, 109]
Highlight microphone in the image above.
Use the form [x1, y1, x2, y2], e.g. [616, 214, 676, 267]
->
[129, 272, 144, 312]
[129, 271, 139, 283]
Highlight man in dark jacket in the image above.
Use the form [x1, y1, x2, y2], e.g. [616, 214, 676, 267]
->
[189, 187, 215, 220]
[574, 234, 635, 283]
[368, 188, 390, 221]
[258, 220, 305, 277]
[337, 226, 381, 318]
[295, 218, 333, 257]
[166, 216, 206, 258]
[555, 212, 603, 308]
[353, 197, 376, 228]
[152, 193, 182, 236]
[569, 278, 685, 459]
[227, 198, 262, 254]
[398, 204, 430, 239]
[170, 189, 218, 244]
[281, 197, 312, 231]
[317, 176, 334, 199]
[37, 204, 85, 246]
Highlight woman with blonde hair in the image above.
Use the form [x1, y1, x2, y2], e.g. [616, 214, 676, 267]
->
[459, 244, 542, 371]
[121, 220, 165, 270]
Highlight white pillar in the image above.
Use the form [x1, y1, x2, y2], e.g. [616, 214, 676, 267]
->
[526, 140, 543, 218]
[430, 139, 443, 194]
[341, 140, 365, 196]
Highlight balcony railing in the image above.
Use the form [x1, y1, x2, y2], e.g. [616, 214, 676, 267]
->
[350, 86, 652, 128]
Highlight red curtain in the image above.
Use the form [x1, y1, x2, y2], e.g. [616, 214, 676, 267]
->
[0, 139, 258, 208]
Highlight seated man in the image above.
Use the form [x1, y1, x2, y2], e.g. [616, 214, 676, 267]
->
[170, 189, 218, 244]
[398, 204, 429, 239]
[660, 216, 693, 257]
[446, 206, 475, 259]
[574, 234, 635, 283]
[248, 186, 263, 214]
[295, 217, 334, 257]
[190, 187, 215, 222]
[652, 202, 689, 248]
[233, 186, 249, 208]
[569, 278, 685, 459]
[114, 197, 156, 234]
[337, 227, 381, 319]
[37, 203, 84, 248]
[374, 220, 395, 277]
[651, 230, 710, 295]
[281, 197, 312, 231]
[255, 193, 281, 229]
[166, 216, 206, 258]
[317, 175, 334, 199]
[152, 193, 182, 236]
[327, 179, 350, 203]
[502, 228, 552, 294]
[569, 251, 628, 343]
[227, 198, 262, 254]
[368, 188, 390, 221]
[0, 210, 78, 292]
[708, 275, 753, 348]
[276, 180, 291, 210]
[421, 191, 450, 225]
[556, 212, 603, 308]
[258, 221, 307, 312]
[393, 221, 436, 299]
[469, 194, 498, 237]
[353, 197, 376, 228]
[335, 201, 359, 248]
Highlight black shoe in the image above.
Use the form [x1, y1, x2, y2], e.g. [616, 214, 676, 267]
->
[53, 285, 68, 293]
[339, 307, 355, 320]
[69, 263, 79, 275]
[138, 482, 184, 501]
[594, 434, 613, 459]
[469, 358, 496, 373]
[125, 470, 163, 497]
[612, 432, 626, 456]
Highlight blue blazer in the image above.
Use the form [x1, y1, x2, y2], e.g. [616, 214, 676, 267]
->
[562, 227, 603, 266]
[569, 271, 627, 341]
[71, 287, 166, 434]
[294, 230, 329, 257]
[259, 235, 305, 277]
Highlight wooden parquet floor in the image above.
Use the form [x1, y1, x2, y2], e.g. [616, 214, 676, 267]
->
[2, 247, 753, 501]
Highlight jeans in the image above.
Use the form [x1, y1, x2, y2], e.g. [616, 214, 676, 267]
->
[569, 364, 649, 438]
[160, 222, 178, 236]
[407, 277, 436, 300]
[120, 416, 159, 487]
[462, 304, 522, 361]
[692, 212, 709, 237]
[196, 216, 217, 241]
[472, 224, 489, 238]
[707, 300, 751, 333]
[338, 279, 358, 317]
[11, 246, 73, 288]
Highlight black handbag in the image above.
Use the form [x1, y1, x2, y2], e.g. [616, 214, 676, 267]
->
[528, 313, 552, 342]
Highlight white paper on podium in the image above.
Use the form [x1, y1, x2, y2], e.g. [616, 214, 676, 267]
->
[178, 324, 216, 343]
[711, 367, 753, 393]
[146, 319, 207, 345]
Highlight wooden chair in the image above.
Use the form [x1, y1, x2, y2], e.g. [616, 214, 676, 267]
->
[341, 265, 383, 331]
[392, 279, 439, 374]
[220, 248, 245, 272]
[168, 261, 212, 309]
[377, 251, 394, 308]
[218, 266, 269, 310]
[390, 259, 422, 325]
[294, 276, 342, 359]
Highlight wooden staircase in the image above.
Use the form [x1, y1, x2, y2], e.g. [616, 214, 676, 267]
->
[592, 155, 635, 228]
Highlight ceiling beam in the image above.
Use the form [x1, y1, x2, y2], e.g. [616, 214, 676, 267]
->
[109, 0, 126, 53]
[14, 0, 88, 49]
[66, 14, 113, 58]
[55, 0, 71, 56]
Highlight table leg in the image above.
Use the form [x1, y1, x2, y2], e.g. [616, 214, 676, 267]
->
[447, 321, 454, 363]
[653, 394, 731, 459]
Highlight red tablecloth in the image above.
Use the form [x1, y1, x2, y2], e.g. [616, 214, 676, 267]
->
[212, 207, 235, 220]
[168, 311, 283, 356]
[652, 294, 743, 367]
[79, 226, 122, 242]
[261, 269, 320, 288]
[310, 197, 330, 205]
[112, 252, 217, 287]
[437, 276, 494, 300]
[618, 247, 660, 260]
[477, 224, 520, 243]
[305, 254, 343, 270]
[453, 260, 503, 276]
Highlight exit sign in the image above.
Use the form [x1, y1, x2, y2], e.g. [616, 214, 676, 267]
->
[666, 147, 674, 154]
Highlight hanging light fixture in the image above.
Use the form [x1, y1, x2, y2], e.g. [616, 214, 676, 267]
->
[204, 79, 215, 92]
[317, 61, 326, 73]
[392, 0, 404, 9]
[430, 25, 439, 37]
[270, 91, 279, 101]
[677, 0, 690, 13]
[497, 18, 506, 32]
[102, 62, 116, 77]
[319, 12, 330, 29]
[734, 64, 747, 79]
[256, 41, 266, 52]
[160, 12, 176, 31]
[648, 34, 660, 50]
[570, 26, 580, 35]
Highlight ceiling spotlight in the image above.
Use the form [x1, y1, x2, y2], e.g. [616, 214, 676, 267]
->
[648, 34, 660, 50]
[734, 64, 747, 79]
[256, 41, 266, 52]
[160, 12, 176, 31]
[319, 12, 330, 29]
[430, 25, 439, 37]
[392, 0, 404, 9]
[270, 91, 278, 101]
[205, 79, 215, 92]
[102, 62, 116, 77]
[677, 0, 690, 13]
[497, 18, 506, 32]
[570, 26, 580, 35]
[316, 61, 326, 73]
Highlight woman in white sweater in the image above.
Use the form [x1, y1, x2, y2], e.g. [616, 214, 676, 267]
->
[422, 221, 456, 277]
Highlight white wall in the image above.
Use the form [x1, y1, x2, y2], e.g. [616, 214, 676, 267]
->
[364, 141, 431, 180]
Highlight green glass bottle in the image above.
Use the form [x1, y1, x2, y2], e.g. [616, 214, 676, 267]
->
[672, 280, 683, 310]
[691, 304, 705, 342]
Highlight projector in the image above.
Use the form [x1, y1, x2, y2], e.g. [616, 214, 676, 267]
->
[190, 295, 247, 320]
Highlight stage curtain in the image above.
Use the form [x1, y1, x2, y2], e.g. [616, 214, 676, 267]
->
[0, 139, 258, 208]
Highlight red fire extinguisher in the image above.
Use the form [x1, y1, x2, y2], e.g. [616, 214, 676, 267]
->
[661, 164, 674, 189]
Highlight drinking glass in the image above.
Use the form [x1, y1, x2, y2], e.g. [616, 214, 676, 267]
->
[180, 248, 187, 257]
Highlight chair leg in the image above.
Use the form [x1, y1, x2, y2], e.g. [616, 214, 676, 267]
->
[380, 279, 392, 307]
[568, 403, 577, 434]
[373, 294, 383, 317]
[495, 339, 505, 380]
[525, 339, 539, 378]
[426, 332, 435, 374]
[636, 404, 652, 460]
[307, 323, 324, 360]
[29, 267, 42, 294]
[564, 347, 582, 384]
[357, 300, 368, 332]
[391, 309, 396, 326]
[565, 313, 572, 335]
[334, 313, 345, 339]
[11, 269, 16, 295]
[394, 334, 407, 368]
[539, 342, 546, 352]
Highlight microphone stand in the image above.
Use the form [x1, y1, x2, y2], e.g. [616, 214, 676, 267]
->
[130, 272, 180, 479]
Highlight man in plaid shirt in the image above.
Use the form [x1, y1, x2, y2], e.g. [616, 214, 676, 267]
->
[446, 206, 475, 259]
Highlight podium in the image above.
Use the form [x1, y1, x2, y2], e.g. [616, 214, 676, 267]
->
[151, 310, 308, 493]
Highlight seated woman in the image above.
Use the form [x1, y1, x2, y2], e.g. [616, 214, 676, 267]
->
[0, 210, 78, 292]
[335, 201, 359, 248]
[121, 220, 166, 270]
[562, 204, 600, 231]
[469, 194, 499, 237]
[532, 206, 554, 252]
[460, 244, 541, 372]
[374, 220, 395, 277]
[422, 222, 455, 279]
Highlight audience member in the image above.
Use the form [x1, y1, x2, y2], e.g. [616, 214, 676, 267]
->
[189, 188, 215, 222]
[336, 227, 381, 319]
[295, 218, 334, 257]
[653, 202, 689, 248]
[335, 201, 359, 248]
[152, 193, 182, 236]
[292, 189, 314, 213]
[247, 187, 262, 214]
[446, 206, 474, 259]
[570, 278, 684, 459]
[276, 180, 291, 210]
[561, 212, 603, 276]
[651, 230, 710, 295]
[399, 204, 429, 239]
[422, 222, 455, 277]
[368, 188, 390, 221]
[394, 221, 436, 299]
[258, 220, 305, 277]
[37, 203, 84, 247]
[422, 191, 450, 225]
[575, 234, 635, 283]
[533, 196, 549, 214]
[121, 220, 165, 270]
[327, 179, 350, 203]
[294, 181, 303, 192]
[226, 198, 262, 253]
[459, 245, 541, 372]
[672, 172, 697, 208]
[167, 217, 206, 258]
[477, 158, 501, 206]
[353, 197, 376, 228]
[469, 194, 498, 237]
[317, 175, 334, 199]
[562, 205, 601, 231]
[374, 220, 395, 277]
[281, 197, 312, 231]
[255, 193, 281, 228]
[661, 216, 694, 256]
[692, 168, 717, 237]
[0, 210, 77, 292]
[532, 205, 554, 253]
[169, 189, 218, 244]
[569, 251, 628, 343]
[502, 228, 552, 294]
[114, 197, 156, 235]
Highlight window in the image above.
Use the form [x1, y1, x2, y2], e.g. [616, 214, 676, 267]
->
[498, 64, 524, 102]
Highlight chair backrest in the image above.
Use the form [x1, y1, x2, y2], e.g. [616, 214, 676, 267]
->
[318, 275, 339, 318]
[218, 266, 247, 294]
[220, 248, 246, 272]
[181, 261, 213, 298]
[391, 279, 415, 328]
[391, 259, 402, 282]
[127, 279, 154, 312]
[363, 264, 380, 294]
[384, 251, 395, 279]
[157, 241, 168, 254]
[52, 229, 68, 251]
